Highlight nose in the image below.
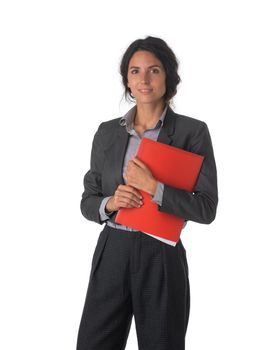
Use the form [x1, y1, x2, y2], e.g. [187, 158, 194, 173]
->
[139, 71, 150, 84]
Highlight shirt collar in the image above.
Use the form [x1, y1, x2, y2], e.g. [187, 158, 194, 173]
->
[119, 103, 168, 133]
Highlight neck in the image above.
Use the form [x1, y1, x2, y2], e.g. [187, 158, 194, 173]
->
[134, 101, 167, 129]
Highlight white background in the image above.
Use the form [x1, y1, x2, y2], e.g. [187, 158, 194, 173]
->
[1, 1, 273, 349]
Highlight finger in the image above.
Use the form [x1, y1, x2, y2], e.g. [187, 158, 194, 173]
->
[117, 185, 143, 200]
[116, 192, 142, 207]
[120, 198, 142, 208]
[125, 185, 143, 199]
[131, 157, 147, 169]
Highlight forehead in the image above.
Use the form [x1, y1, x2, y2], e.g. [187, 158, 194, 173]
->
[128, 50, 163, 68]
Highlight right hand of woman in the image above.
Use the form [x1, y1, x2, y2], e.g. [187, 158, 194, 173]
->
[105, 184, 143, 213]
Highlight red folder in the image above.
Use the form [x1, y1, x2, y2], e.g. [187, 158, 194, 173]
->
[115, 137, 204, 244]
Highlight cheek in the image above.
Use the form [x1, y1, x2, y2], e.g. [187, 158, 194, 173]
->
[156, 76, 166, 88]
[127, 80, 136, 90]
[163, 79, 167, 91]
[160, 81, 166, 92]
[127, 75, 132, 87]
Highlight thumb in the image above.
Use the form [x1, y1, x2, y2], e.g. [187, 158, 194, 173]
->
[131, 156, 146, 169]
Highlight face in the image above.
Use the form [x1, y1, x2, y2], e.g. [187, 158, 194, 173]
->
[127, 50, 166, 105]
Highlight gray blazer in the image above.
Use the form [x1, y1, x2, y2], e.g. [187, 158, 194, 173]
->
[81, 105, 218, 227]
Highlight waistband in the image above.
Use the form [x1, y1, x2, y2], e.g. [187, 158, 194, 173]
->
[106, 220, 140, 232]
[106, 220, 179, 247]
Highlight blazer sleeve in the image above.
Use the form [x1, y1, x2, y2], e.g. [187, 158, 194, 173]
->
[158, 121, 218, 224]
[80, 123, 109, 225]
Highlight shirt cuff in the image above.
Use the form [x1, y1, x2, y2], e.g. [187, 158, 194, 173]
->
[99, 196, 114, 221]
[151, 181, 164, 206]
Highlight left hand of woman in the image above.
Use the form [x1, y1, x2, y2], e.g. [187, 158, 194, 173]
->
[123, 156, 157, 195]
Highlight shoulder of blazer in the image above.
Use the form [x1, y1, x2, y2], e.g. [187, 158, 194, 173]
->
[93, 116, 124, 152]
[99, 116, 122, 130]
[163, 107, 208, 145]
[171, 109, 206, 129]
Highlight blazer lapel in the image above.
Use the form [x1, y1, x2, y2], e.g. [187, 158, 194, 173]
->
[156, 105, 176, 145]
[115, 127, 130, 186]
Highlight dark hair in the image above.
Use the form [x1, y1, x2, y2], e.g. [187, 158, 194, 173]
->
[120, 36, 181, 104]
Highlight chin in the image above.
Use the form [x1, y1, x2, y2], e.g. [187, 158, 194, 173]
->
[136, 93, 159, 100]
[136, 97, 163, 105]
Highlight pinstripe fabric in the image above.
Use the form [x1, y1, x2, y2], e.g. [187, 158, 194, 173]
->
[76, 225, 190, 350]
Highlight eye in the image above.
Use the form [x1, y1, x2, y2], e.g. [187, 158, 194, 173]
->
[130, 69, 138, 74]
[151, 68, 160, 73]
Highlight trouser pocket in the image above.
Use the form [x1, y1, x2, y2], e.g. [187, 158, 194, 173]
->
[89, 226, 109, 281]
[177, 239, 189, 278]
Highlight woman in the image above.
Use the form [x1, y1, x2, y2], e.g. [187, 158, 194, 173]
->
[76, 36, 218, 350]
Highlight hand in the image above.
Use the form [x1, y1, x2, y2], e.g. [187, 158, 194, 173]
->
[123, 156, 157, 195]
[106, 184, 143, 212]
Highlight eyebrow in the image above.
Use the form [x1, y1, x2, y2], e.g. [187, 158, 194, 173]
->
[129, 65, 162, 69]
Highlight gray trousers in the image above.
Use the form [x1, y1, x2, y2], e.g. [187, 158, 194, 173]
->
[76, 224, 190, 350]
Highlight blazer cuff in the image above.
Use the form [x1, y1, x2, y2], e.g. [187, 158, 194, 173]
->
[99, 196, 114, 221]
[151, 181, 164, 206]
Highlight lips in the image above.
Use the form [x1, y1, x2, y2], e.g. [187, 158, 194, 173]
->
[139, 89, 153, 93]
